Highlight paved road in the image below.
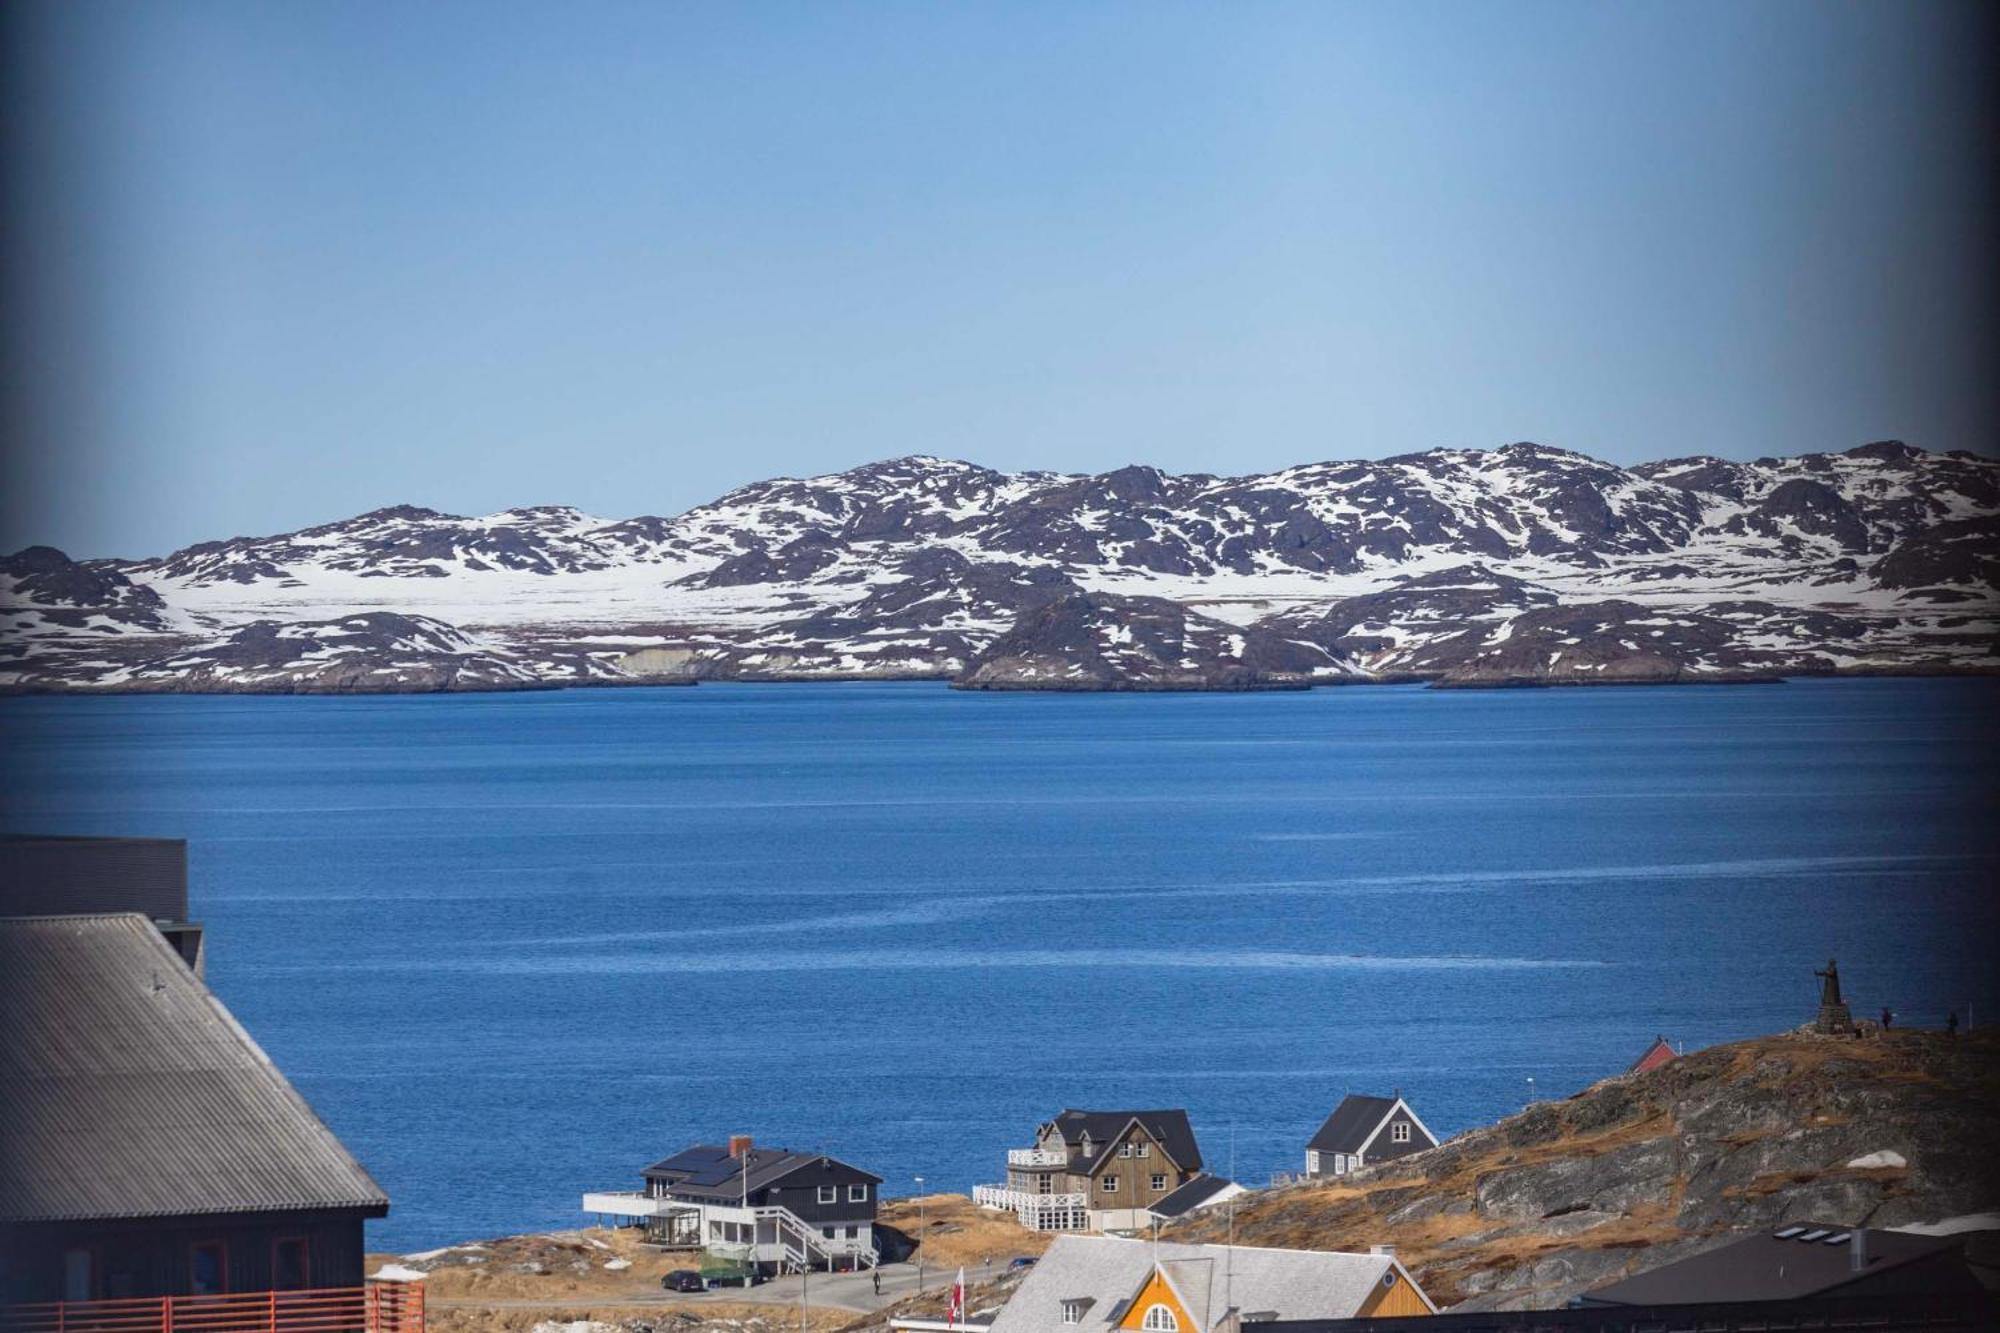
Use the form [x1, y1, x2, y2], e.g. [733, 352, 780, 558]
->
[431, 1260, 1012, 1318]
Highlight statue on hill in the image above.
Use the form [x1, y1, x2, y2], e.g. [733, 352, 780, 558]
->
[1814, 957, 1855, 1034]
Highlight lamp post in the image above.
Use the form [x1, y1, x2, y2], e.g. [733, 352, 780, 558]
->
[913, 1177, 926, 1294]
[1525, 1076, 1536, 1109]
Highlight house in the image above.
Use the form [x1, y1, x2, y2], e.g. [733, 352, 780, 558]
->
[986, 1234, 1435, 1333]
[1627, 1036, 1676, 1075]
[0, 912, 392, 1301]
[1578, 1223, 1992, 1307]
[1145, 1176, 1245, 1226]
[1304, 1095, 1436, 1179]
[583, 1136, 881, 1274]
[0, 834, 204, 973]
[974, 1109, 1205, 1232]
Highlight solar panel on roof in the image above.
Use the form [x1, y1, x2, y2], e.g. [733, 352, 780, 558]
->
[1823, 1232, 1852, 1244]
[1798, 1229, 1830, 1242]
[1774, 1226, 1806, 1238]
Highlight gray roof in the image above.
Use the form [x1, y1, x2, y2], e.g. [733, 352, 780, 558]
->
[987, 1235, 1421, 1333]
[643, 1144, 882, 1199]
[1582, 1225, 1970, 1305]
[0, 913, 389, 1223]
[1049, 1109, 1203, 1174]
[1305, 1094, 1398, 1154]
[1147, 1175, 1237, 1220]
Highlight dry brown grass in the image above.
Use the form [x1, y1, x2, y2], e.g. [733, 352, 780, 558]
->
[878, 1194, 1053, 1268]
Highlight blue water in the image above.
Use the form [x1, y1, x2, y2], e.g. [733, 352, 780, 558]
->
[3, 679, 1995, 1251]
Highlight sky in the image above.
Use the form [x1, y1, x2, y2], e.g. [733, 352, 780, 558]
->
[4, 0, 1994, 557]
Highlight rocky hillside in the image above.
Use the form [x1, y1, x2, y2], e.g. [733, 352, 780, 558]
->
[5, 441, 1996, 692]
[1170, 1028, 2000, 1310]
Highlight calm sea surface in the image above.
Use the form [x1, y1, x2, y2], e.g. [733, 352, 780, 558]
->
[3, 679, 1996, 1251]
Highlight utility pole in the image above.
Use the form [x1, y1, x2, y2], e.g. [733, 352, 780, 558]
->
[914, 1176, 926, 1294]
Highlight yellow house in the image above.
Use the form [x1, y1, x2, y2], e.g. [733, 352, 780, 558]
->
[987, 1235, 1435, 1333]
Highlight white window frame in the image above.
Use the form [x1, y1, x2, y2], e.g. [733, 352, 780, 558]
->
[1391, 1122, 1411, 1143]
[1118, 1143, 1134, 1158]
[1150, 1174, 1167, 1192]
[1142, 1305, 1179, 1332]
[818, 1185, 838, 1204]
[1062, 1303, 1084, 1326]
[1136, 1143, 1150, 1158]
[849, 1184, 869, 1202]
[1101, 1176, 1119, 1193]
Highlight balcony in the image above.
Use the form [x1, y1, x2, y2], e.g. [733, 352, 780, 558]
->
[0, 1283, 424, 1333]
[582, 1189, 673, 1218]
[1005, 1148, 1070, 1169]
[972, 1184, 1090, 1232]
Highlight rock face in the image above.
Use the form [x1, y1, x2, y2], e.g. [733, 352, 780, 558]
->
[1169, 1030, 2000, 1311]
[4, 441, 1996, 693]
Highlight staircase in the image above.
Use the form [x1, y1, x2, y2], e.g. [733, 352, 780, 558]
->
[757, 1203, 880, 1274]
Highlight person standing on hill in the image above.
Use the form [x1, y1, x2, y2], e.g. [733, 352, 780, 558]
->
[1880, 1006, 1894, 1030]
[1947, 1010, 1959, 1038]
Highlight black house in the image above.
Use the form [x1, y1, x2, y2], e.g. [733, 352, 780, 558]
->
[0, 838, 390, 1302]
[1305, 1093, 1437, 1179]
[1579, 1223, 1993, 1306]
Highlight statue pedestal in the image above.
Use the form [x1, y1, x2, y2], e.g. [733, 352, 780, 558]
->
[1814, 1001, 1854, 1035]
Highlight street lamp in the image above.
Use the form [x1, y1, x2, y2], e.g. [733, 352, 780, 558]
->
[913, 1176, 926, 1294]
[1525, 1076, 1536, 1109]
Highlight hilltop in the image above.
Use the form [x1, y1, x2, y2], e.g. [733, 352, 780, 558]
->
[5, 442, 1997, 692]
[1170, 1027, 2000, 1309]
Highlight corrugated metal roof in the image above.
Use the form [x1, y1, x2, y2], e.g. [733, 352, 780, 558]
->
[1582, 1225, 1965, 1305]
[988, 1235, 1415, 1333]
[0, 913, 389, 1223]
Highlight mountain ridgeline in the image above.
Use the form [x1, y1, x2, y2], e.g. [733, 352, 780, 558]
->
[3, 442, 1996, 692]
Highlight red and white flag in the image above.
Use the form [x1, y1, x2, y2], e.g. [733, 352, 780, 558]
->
[947, 1268, 966, 1329]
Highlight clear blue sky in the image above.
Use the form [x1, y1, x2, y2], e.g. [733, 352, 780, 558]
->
[5, 1, 1993, 556]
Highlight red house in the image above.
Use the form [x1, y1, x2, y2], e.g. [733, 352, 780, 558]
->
[1628, 1036, 1677, 1074]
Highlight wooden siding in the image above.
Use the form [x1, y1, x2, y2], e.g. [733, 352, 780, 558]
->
[0, 1213, 367, 1302]
[1354, 1270, 1432, 1318]
[1086, 1122, 1195, 1208]
[1117, 1271, 1195, 1332]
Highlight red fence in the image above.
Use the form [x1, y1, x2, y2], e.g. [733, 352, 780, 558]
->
[0, 1284, 423, 1333]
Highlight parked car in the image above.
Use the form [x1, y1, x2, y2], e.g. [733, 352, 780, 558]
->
[662, 1270, 707, 1292]
[1008, 1257, 1037, 1270]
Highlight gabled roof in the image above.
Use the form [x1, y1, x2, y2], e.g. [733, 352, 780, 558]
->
[643, 1143, 882, 1199]
[987, 1235, 1431, 1333]
[1305, 1094, 1411, 1154]
[1629, 1036, 1677, 1074]
[1147, 1174, 1239, 1220]
[1582, 1225, 1971, 1305]
[1047, 1109, 1202, 1174]
[0, 913, 389, 1223]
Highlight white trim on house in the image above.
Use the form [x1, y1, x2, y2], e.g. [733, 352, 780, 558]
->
[1353, 1098, 1439, 1159]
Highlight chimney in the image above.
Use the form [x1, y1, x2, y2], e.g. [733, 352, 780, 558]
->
[1369, 1244, 1395, 1258]
[729, 1134, 754, 1158]
[1850, 1230, 1868, 1273]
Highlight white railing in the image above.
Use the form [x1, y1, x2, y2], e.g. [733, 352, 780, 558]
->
[757, 1203, 880, 1271]
[582, 1189, 670, 1217]
[1007, 1147, 1069, 1168]
[972, 1184, 1090, 1231]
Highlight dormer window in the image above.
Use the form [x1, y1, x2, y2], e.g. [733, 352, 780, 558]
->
[1391, 1122, 1411, 1143]
[1118, 1143, 1134, 1158]
[1142, 1306, 1178, 1332]
[1061, 1302, 1085, 1326]
[1135, 1143, 1149, 1158]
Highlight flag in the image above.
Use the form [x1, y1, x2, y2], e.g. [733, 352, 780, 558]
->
[947, 1267, 965, 1329]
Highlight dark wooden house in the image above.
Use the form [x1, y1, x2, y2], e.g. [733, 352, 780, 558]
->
[0, 911, 390, 1300]
[1305, 1094, 1437, 1179]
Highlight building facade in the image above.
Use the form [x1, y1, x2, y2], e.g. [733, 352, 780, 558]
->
[1304, 1095, 1437, 1180]
[975, 1110, 1204, 1232]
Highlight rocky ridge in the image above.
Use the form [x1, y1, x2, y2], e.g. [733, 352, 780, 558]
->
[1169, 1028, 2000, 1310]
[4, 442, 1996, 692]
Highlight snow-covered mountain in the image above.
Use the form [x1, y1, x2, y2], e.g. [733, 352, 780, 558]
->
[4, 441, 1994, 692]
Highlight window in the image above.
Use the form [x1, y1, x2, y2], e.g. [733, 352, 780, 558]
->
[1306, 1151, 1321, 1175]
[1135, 1143, 1149, 1158]
[849, 1184, 869, 1203]
[1142, 1305, 1179, 1332]
[1100, 1176, 1118, 1192]
[1150, 1174, 1166, 1192]
[61, 1250, 93, 1302]
[822, 1226, 835, 1239]
[1391, 1122, 1411, 1144]
[1062, 1302, 1086, 1326]
[819, 1185, 838, 1204]
[1333, 1154, 1347, 1175]
[845, 1226, 858, 1239]
[1118, 1143, 1133, 1158]
[190, 1241, 226, 1295]
[272, 1238, 309, 1291]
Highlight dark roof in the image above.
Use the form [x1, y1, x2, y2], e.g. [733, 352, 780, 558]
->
[1306, 1094, 1398, 1153]
[1582, 1225, 1970, 1305]
[643, 1144, 882, 1199]
[0, 913, 389, 1223]
[1147, 1174, 1236, 1219]
[0, 835, 189, 922]
[1049, 1109, 1202, 1174]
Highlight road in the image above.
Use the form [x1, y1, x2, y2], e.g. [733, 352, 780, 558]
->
[430, 1259, 1013, 1318]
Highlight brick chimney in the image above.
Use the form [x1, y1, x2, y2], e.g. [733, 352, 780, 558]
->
[729, 1134, 754, 1158]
